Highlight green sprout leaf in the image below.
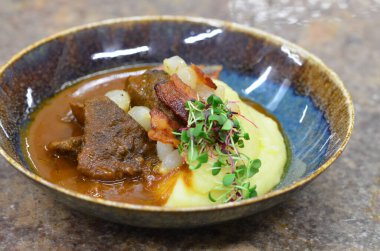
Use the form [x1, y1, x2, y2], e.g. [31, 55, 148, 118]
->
[242, 182, 250, 190]
[208, 192, 217, 202]
[233, 118, 241, 129]
[187, 140, 198, 163]
[194, 100, 205, 109]
[193, 123, 204, 137]
[181, 130, 189, 143]
[223, 173, 236, 187]
[237, 139, 245, 148]
[176, 93, 261, 204]
[208, 114, 227, 125]
[189, 162, 202, 170]
[248, 159, 261, 177]
[212, 161, 222, 175]
[212, 167, 221, 176]
[243, 132, 250, 140]
[197, 152, 209, 164]
[207, 94, 223, 107]
[251, 159, 261, 169]
[248, 185, 257, 198]
[221, 119, 233, 131]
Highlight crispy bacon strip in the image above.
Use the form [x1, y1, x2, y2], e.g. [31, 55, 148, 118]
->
[148, 108, 180, 147]
[154, 75, 196, 122]
[191, 64, 217, 90]
[171, 74, 197, 98]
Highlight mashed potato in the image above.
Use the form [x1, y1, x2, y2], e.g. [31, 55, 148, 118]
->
[165, 80, 287, 207]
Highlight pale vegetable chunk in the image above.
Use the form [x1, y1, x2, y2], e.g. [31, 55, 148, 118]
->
[177, 66, 197, 89]
[128, 106, 151, 131]
[195, 84, 214, 100]
[156, 141, 174, 161]
[105, 90, 130, 111]
[161, 150, 183, 172]
[157, 142, 183, 173]
[163, 56, 187, 75]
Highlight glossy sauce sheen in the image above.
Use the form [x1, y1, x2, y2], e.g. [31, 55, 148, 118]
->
[22, 66, 191, 206]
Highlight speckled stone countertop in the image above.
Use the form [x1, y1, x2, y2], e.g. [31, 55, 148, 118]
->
[0, 0, 379, 250]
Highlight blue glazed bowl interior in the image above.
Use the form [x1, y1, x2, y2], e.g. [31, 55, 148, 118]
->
[221, 70, 331, 188]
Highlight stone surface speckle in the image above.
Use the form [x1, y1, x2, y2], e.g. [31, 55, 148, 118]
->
[0, 0, 379, 250]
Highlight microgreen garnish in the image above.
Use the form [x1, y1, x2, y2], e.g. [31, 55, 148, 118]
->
[175, 94, 261, 203]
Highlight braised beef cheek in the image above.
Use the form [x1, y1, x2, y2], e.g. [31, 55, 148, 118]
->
[125, 70, 177, 120]
[74, 96, 159, 181]
[47, 136, 83, 160]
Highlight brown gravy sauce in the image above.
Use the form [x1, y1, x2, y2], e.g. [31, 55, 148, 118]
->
[22, 66, 191, 206]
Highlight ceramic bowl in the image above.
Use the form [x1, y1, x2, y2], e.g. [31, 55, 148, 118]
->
[0, 16, 354, 228]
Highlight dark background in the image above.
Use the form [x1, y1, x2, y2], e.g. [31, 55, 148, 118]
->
[0, 0, 379, 250]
